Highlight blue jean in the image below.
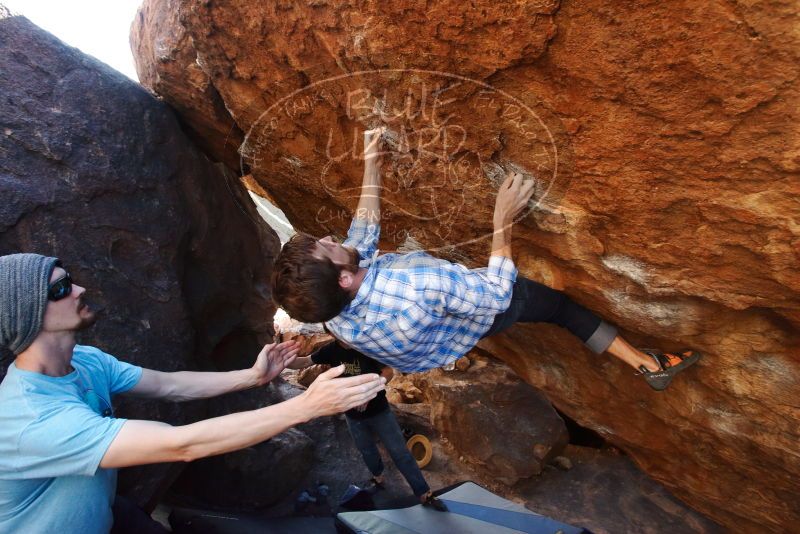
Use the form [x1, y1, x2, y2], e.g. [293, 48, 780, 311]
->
[346, 408, 430, 497]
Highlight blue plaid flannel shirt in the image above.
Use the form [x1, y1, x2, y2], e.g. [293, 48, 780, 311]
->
[326, 217, 518, 372]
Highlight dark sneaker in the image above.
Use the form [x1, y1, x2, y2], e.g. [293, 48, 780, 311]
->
[638, 349, 702, 391]
[421, 493, 448, 512]
[294, 489, 316, 513]
[315, 481, 329, 506]
[363, 476, 385, 494]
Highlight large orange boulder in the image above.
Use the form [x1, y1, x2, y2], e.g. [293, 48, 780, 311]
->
[131, 1, 800, 530]
[397, 353, 570, 486]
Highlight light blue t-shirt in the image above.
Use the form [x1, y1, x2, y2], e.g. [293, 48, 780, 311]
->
[0, 345, 142, 533]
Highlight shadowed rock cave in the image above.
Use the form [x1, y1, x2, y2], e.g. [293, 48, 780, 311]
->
[558, 409, 608, 450]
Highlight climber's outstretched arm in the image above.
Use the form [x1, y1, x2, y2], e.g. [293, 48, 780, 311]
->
[355, 127, 384, 226]
[491, 171, 535, 260]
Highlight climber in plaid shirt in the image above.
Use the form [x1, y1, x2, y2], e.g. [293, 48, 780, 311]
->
[272, 129, 702, 390]
[317, 216, 517, 373]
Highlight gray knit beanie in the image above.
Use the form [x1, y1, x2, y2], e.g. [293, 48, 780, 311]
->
[0, 253, 59, 355]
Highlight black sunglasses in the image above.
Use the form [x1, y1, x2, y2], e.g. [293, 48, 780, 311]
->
[48, 272, 73, 301]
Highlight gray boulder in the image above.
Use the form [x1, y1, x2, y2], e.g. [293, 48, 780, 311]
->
[0, 13, 279, 508]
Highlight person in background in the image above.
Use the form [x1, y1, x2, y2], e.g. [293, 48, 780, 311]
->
[285, 326, 447, 511]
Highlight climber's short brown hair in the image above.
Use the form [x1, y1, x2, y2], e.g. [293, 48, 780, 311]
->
[271, 232, 353, 323]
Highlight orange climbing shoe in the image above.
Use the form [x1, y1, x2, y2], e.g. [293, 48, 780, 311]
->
[638, 349, 702, 391]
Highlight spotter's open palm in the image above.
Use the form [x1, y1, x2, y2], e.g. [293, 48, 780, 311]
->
[252, 340, 300, 386]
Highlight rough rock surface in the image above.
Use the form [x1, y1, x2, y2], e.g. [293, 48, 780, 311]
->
[132, 0, 800, 529]
[516, 445, 725, 534]
[169, 427, 314, 510]
[393, 352, 570, 485]
[0, 13, 280, 508]
[130, 0, 244, 169]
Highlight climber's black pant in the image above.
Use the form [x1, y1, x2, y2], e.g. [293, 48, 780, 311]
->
[482, 276, 618, 354]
